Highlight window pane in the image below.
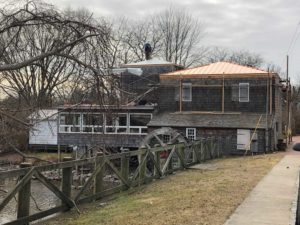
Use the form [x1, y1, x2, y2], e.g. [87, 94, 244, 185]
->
[83, 114, 103, 125]
[59, 126, 69, 132]
[106, 114, 127, 126]
[74, 114, 80, 125]
[186, 128, 196, 140]
[118, 115, 127, 126]
[61, 114, 80, 125]
[162, 135, 171, 143]
[71, 127, 80, 132]
[130, 128, 139, 133]
[83, 127, 92, 132]
[94, 127, 103, 133]
[83, 114, 92, 125]
[117, 127, 127, 133]
[130, 114, 151, 126]
[106, 115, 115, 126]
[239, 83, 249, 102]
[60, 115, 66, 125]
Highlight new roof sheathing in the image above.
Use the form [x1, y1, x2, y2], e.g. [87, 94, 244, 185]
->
[161, 61, 277, 79]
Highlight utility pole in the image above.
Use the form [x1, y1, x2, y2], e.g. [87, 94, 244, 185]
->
[286, 55, 291, 145]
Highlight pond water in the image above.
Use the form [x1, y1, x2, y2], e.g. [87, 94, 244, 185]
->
[0, 178, 61, 224]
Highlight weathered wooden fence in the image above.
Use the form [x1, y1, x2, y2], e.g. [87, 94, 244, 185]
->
[0, 137, 226, 225]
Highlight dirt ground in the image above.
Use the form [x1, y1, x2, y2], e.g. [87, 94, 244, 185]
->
[39, 153, 283, 225]
[0, 153, 23, 164]
[0, 152, 71, 165]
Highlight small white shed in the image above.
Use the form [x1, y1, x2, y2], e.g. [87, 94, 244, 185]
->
[29, 109, 58, 146]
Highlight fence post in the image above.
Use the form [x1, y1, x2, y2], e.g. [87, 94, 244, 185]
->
[167, 143, 173, 173]
[17, 162, 32, 223]
[94, 152, 104, 194]
[121, 149, 130, 187]
[154, 144, 161, 178]
[62, 157, 73, 199]
[210, 138, 214, 159]
[203, 138, 208, 162]
[192, 143, 197, 163]
[178, 142, 185, 169]
[139, 147, 147, 184]
[217, 137, 221, 158]
[199, 138, 204, 162]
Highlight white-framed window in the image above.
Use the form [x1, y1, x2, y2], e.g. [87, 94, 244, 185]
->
[186, 128, 196, 141]
[82, 113, 103, 133]
[58, 112, 152, 135]
[182, 83, 192, 102]
[129, 113, 152, 134]
[59, 113, 81, 133]
[105, 113, 127, 134]
[239, 83, 249, 102]
[162, 134, 171, 143]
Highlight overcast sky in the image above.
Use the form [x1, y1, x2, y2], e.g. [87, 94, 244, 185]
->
[47, 0, 300, 82]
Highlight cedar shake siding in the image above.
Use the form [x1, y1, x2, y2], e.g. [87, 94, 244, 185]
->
[158, 78, 274, 113]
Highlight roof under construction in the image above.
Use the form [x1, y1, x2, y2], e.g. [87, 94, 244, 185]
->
[122, 58, 183, 68]
[161, 61, 276, 78]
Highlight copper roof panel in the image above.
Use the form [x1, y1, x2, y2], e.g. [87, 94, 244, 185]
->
[162, 61, 269, 76]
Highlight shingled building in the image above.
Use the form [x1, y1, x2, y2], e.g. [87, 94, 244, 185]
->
[29, 61, 285, 155]
[148, 62, 284, 154]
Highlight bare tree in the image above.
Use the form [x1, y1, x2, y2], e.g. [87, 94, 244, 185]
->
[0, 1, 104, 71]
[156, 6, 207, 67]
[266, 62, 284, 77]
[120, 18, 162, 63]
[0, 1, 115, 152]
[0, 1, 112, 108]
[110, 6, 206, 67]
[206, 47, 264, 68]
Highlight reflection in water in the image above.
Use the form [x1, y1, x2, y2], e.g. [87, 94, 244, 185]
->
[0, 179, 60, 224]
[0, 163, 129, 224]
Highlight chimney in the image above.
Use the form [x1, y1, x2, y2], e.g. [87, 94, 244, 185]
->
[144, 43, 152, 60]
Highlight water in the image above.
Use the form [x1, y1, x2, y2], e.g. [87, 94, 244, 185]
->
[0, 178, 60, 224]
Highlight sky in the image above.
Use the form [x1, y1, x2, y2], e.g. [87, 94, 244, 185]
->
[47, 0, 300, 83]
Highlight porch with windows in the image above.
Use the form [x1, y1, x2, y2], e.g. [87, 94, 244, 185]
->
[59, 112, 152, 135]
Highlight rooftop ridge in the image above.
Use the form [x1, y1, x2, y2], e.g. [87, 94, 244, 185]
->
[161, 61, 272, 76]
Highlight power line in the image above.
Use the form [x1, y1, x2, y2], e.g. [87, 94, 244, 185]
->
[290, 27, 300, 55]
[287, 21, 300, 54]
[278, 20, 300, 75]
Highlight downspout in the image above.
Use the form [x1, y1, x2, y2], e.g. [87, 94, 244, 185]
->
[265, 71, 269, 153]
[179, 75, 182, 112]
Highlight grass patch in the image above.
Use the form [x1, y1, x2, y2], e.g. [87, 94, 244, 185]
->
[40, 154, 283, 225]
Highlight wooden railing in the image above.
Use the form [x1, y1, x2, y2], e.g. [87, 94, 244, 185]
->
[0, 137, 225, 225]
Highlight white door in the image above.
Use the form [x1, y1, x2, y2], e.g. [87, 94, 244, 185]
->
[237, 129, 250, 150]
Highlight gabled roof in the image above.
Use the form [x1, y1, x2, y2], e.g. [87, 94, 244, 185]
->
[161, 61, 275, 78]
[122, 58, 183, 68]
